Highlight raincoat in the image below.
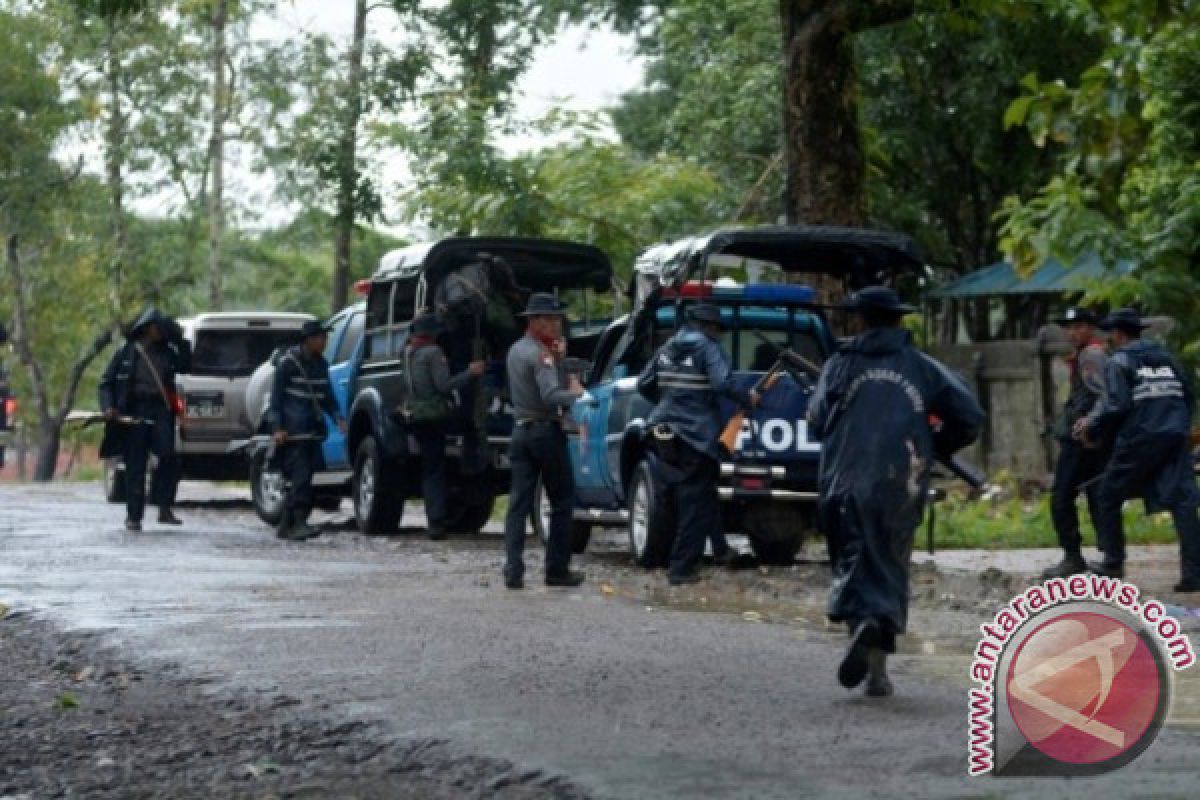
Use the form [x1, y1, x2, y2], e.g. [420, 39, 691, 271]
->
[636, 324, 753, 461]
[807, 327, 983, 640]
[97, 309, 191, 459]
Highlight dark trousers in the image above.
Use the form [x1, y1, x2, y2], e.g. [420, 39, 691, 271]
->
[413, 422, 448, 529]
[280, 439, 320, 529]
[664, 443, 721, 579]
[504, 421, 574, 579]
[124, 397, 178, 522]
[1094, 435, 1200, 581]
[1050, 440, 1106, 556]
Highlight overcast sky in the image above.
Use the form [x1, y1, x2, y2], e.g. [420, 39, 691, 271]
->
[234, 1, 646, 230]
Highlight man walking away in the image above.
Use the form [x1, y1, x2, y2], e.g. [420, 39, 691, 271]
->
[1043, 308, 1110, 578]
[1075, 308, 1200, 592]
[98, 308, 192, 532]
[636, 303, 759, 585]
[268, 320, 346, 542]
[404, 312, 484, 540]
[502, 293, 585, 589]
[807, 287, 984, 697]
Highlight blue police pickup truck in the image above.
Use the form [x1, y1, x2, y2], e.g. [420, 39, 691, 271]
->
[530, 225, 925, 565]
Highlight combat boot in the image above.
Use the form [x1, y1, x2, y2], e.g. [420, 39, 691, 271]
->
[865, 648, 893, 698]
[1087, 561, 1125, 579]
[838, 619, 881, 689]
[1041, 552, 1087, 579]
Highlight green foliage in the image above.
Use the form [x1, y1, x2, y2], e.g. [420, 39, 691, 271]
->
[931, 484, 1177, 549]
[999, 1, 1200, 353]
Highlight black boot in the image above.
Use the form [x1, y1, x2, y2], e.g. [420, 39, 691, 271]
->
[1087, 560, 1125, 579]
[865, 648, 893, 698]
[157, 508, 183, 526]
[1042, 552, 1087, 579]
[545, 570, 586, 587]
[839, 619, 881, 689]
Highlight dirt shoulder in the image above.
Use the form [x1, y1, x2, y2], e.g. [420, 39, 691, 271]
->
[0, 612, 588, 800]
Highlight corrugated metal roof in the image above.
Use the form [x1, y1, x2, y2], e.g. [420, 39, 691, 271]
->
[927, 254, 1134, 299]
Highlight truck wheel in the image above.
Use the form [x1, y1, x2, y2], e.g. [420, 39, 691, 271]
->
[445, 492, 494, 534]
[627, 461, 675, 568]
[742, 503, 807, 565]
[103, 460, 127, 504]
[353, 437, 402, 535]
[250, 453, 285, 526]
[533, 480, 591, 554]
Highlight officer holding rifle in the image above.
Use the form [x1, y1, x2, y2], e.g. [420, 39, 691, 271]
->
[268, 320, 346, 542]
[807, 287, 984, 698]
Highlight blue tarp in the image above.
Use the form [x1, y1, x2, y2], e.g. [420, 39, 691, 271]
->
[927, 254, 1134, 299]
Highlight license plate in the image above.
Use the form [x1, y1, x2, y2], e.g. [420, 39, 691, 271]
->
[187, 402, 225, 419]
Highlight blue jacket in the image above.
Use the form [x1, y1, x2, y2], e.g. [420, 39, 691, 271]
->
[1086, 339, 1194, 445]
[268, 346, 342, 436]
[636, 324, 751, 460]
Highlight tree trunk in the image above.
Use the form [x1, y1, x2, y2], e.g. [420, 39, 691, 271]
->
[207, 0, 228, 310]
[104, 19, 127, 318]
[6, 235, 114, 483]
[332, 0, 368, 313]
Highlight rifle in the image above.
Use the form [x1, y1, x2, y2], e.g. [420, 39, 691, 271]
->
[718, 356, 790, 455]
[746, 347, 989, 490]
[65, 410, 154, 428]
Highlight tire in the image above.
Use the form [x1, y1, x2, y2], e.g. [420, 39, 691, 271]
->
[533, 480, 591, 554]
[627, 461, 675, 568]
[353, 437, 403, 535]
[445, 488, 495, 534]
[250, 453, 285, 526]
[742, 503, 807, 565]
[103, 460, 127, 504]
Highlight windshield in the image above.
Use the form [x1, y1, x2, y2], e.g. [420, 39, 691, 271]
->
[191, 329, 303, 377]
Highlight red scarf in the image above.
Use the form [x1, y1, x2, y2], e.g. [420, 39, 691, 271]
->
[407, 334, 437, 351]
[530, 330, 560, 358]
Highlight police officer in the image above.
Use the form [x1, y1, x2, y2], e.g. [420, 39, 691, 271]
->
[98, 308, 192, 532]
[1075, 309, 1200, 591]
[1042, 308, 1110, 578]
[807, 287, 984, 697]
[636, 303, 759, 585]
[268, 319, 346, 541]
[502, 293, 585, 589]
[404, 312, 485, 540]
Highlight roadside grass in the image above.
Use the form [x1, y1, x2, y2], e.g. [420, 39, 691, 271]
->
[929, 487, 1179, 549]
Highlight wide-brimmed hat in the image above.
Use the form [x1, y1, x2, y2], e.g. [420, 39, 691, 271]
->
[840, 286, 916, 315]
[1053, 307, 1100, 326]
[300, 319, 332, 338]
[686, 303, 726, 329]
[518, 293, 568, 317]
[1098, 308, 1150, 333]
[409, 313, 445, 335]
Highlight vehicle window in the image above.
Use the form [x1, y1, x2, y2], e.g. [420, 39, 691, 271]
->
[365, 282, 394, 362]
[592, 323, 628, 383]
[333, 312, 364, 364]
[191, 329, 302, 377]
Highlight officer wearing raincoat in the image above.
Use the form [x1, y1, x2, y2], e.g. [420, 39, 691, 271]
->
[807, 287, 984, 697]
[637, 304, 759, 585]
[98, 308, 192, 532]
[1076, 308, 1200, 592]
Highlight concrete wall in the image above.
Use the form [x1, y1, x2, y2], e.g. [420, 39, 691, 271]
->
[929, 330, 1071, 481]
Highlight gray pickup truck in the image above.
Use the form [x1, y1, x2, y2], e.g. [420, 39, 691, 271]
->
[103, 312, 314, 502]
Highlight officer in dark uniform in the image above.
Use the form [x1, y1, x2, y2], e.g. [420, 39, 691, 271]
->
[1076, 309, 1200, 591]
[502, 293, 585, 589]
[98, 308, 192, 532]
[404, 312, 485, 540]
[636, 304, 759, 586]
[268, 319, 346, 541]
[808, 287, 984, 697]
[1043, 307, 1110, 578]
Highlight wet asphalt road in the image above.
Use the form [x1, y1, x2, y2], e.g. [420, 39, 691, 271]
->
[2, 482, 1199, 799]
